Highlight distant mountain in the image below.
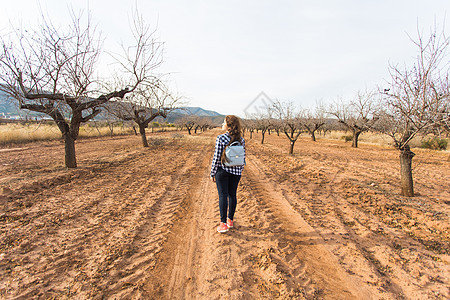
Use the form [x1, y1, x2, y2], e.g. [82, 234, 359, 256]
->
[165, 107, 224, 124]
[0, 90, 48, 119]
[172, 107, 224, 117]
[0, 90, 18, 114]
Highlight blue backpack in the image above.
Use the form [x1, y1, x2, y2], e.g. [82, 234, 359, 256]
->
[224, 141, 245, 167]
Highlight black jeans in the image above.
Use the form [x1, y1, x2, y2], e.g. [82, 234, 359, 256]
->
[215, 167, 241, 223]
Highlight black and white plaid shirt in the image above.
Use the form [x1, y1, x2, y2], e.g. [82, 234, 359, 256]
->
[210, 132, 246, 177]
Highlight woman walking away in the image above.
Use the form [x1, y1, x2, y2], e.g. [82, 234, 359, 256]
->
[210, 115, 246, 233]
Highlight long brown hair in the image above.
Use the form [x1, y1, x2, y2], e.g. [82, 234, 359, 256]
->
[221, 115, 242, 164]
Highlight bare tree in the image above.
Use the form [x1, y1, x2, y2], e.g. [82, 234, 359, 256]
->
[271, 99, 303, 154]
[329, 90, 380, 148]
[251, 108, 272, 144]
[196, 116, 213, 132]
[0, 12, 162, 167]
[241, 119, 256, 139]
[194, 117, 202, 134]
[270, 118, 283, 136]
[177, 115, 197, 135]
[255, 117, 272, 144]
[105, 81, 179, 147]
[379, 24, 449, 196]
[301, 101, 327, 141]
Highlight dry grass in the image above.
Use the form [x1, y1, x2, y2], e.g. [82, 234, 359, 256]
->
[0, 123, 60, 144]
[317, 130, 429, 148]
[318, 130, 392, 146]
[79, 123, 134, 138]
[0, 123, 135, 145]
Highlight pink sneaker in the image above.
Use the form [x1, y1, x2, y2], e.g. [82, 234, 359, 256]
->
[217, 222, 229, 233]
[227, 218, 234, 228]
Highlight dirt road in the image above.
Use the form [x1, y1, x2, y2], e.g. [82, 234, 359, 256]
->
[0, 130, 448, 299]
[145, 138, 367, 299]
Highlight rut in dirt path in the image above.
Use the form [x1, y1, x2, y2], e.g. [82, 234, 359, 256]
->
[236, 154, 370, 299]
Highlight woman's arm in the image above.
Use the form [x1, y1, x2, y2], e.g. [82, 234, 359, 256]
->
[210, 136, 224, 178]
[242, 138, 246, 166]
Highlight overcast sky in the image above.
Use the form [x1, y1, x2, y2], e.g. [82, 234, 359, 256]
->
[1, 0, 449, 116]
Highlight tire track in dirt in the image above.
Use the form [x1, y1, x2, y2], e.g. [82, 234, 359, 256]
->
[272, 149, 408, 298]
[165, 155, 212, 299]
[87, 144, 205, 299]
[290, 154, 447, 299]
[243, 154, 370, 299]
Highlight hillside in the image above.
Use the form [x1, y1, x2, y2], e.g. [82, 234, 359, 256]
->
[172, 107, 223, 117]
[0, 90, 21, 117]
[0, 90, 48, 119]
[165, 107, 225, 124]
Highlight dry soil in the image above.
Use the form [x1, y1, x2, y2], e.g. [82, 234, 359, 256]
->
[0, 130, 448, 299]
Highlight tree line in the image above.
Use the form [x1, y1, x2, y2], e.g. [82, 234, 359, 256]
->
[241, 25, 449, 197]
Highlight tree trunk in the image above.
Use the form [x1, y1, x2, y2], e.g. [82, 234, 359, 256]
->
[109, 124, 114, 136]
[64, 134, 77, 168]
[311, 130, 316, 141]
[352, 130, 361, 148]
[250, 131, 253, 139]
[289, 141, 295, 154]
[187, 127, 192, 135]
[399, 147, 415, 197]
[139, 124, 148, 147]
[261, 131, 265, 144]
